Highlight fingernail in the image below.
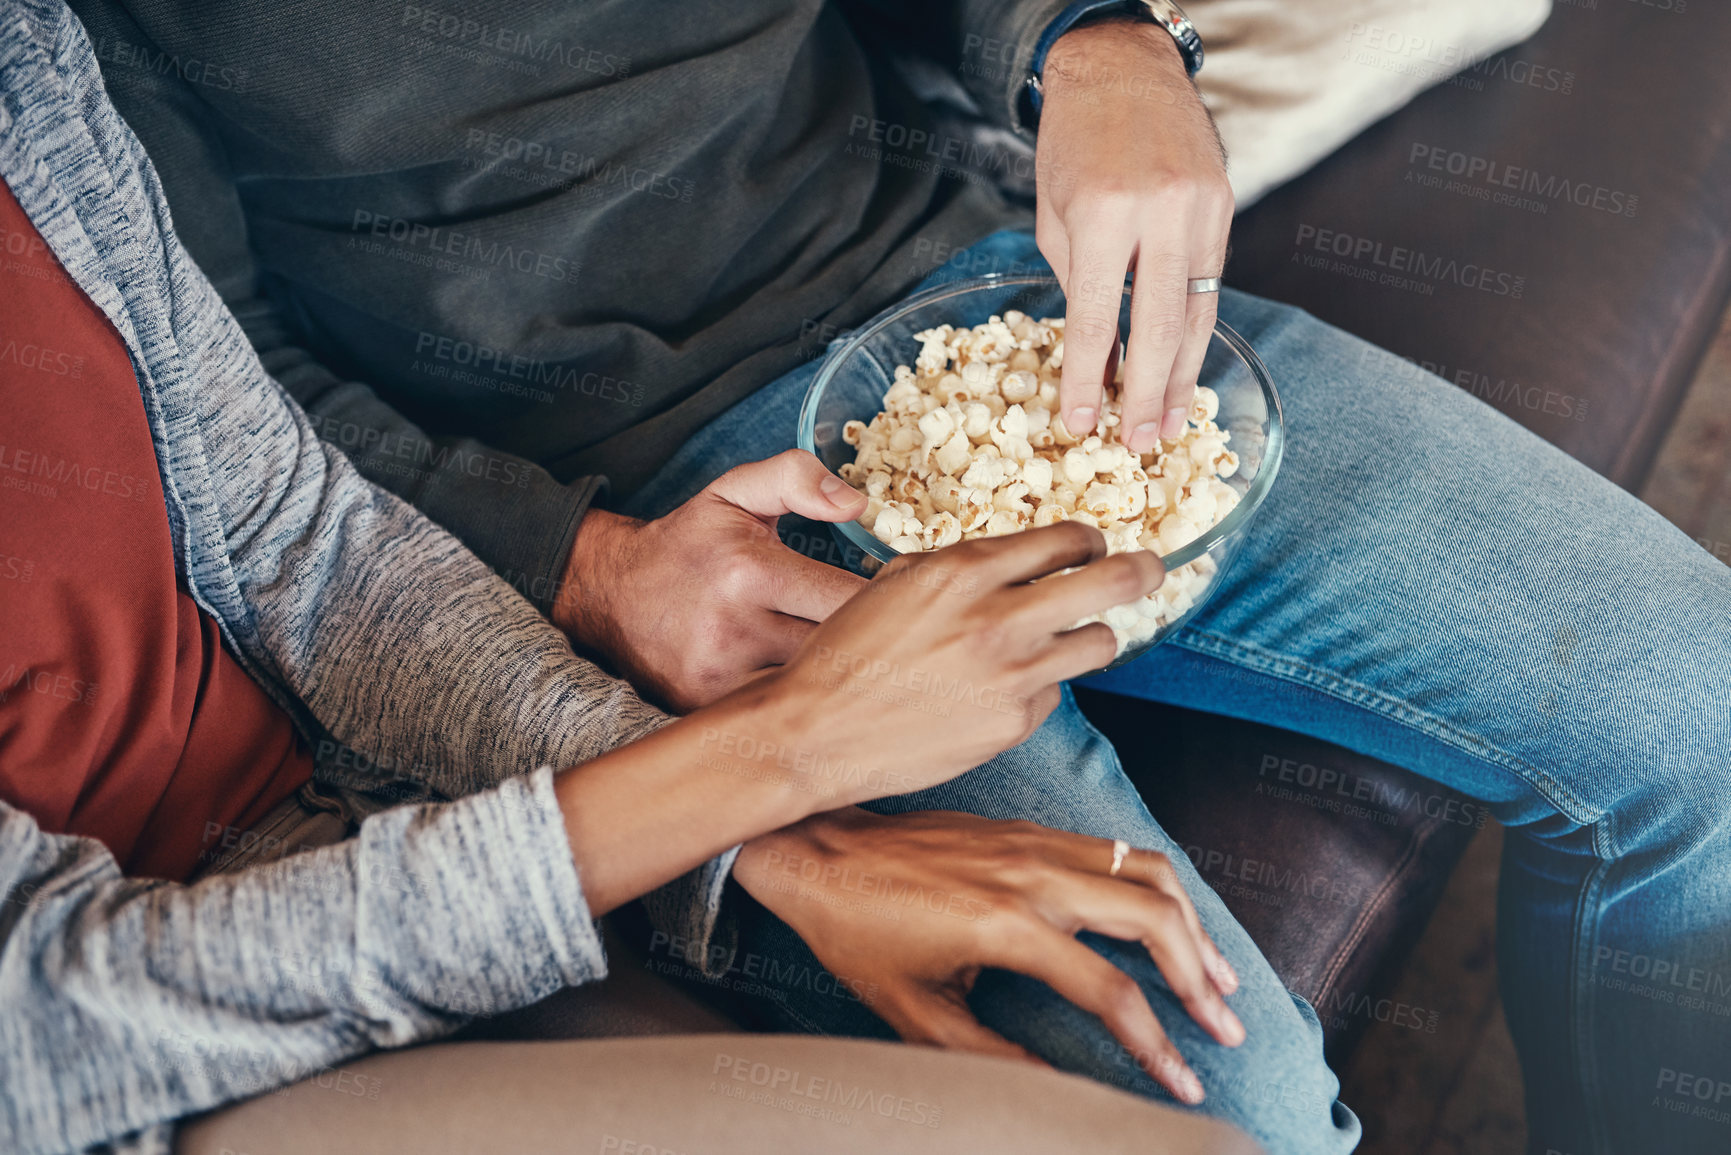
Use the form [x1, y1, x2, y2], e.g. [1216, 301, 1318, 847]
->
[1128, 421, 1161, 454]
[1178, 1067, 1205, 1104]
[1160, 406, 1188, 440]
[1215, 955, 1240, 994]
[1069, 406, 1097, 434]
[820, 474, 858, 506]
[1219, 1005, 1245, 1047]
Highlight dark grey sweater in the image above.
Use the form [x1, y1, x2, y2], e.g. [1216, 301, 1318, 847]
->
[67, 0, 1058, 610]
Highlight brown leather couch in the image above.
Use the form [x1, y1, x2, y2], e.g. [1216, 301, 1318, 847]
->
[1082, 0, 1731, 1066]
[485, 0, 1731, 1079]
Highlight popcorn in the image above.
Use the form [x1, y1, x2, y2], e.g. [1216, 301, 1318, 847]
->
[1176, 486, 1217, 528]
[917, 406, 956, 449]
[1155, 513, 1201, 556]
[916, 330, 952, 375]
[935, 429, 973, 477]
[889, 471, 927, 508]
[1001, 370, 1039, 404]
[1020, 457, 1054, 495]
[842, 314, 1244, 656]
[1189, 385, 1220, 425]
[1143, 480, 1168, 518]
[960, 454, 1014, 493]
[921, 511, 963, 549]
[957, 487, 995, 532]
[994, 481, 1033, 516]
[884, 377, 922, 410]
[930, 475, 964, 514]
[1081, 481, 1122, 520]
[871, 505, 909, 544]
[989, 406, 1033, 460]
[1062, 446, 1097, 487]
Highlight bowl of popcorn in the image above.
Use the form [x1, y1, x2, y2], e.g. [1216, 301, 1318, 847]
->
[797, 274, 1283, 670]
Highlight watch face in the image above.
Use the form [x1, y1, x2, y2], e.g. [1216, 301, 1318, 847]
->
[1138, 0, 1205, 76]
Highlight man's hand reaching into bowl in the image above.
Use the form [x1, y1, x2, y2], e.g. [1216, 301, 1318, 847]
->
[1035, 17, 1233, 455]
[553, 450, 869, 713]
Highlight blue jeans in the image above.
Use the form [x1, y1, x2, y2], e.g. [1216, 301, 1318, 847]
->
[623, 229, 1731, 1155]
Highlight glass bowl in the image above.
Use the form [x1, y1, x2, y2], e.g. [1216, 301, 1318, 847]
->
[797, 274, 1283, 670]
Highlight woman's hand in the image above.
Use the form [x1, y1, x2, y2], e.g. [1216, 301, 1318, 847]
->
[754, 520, 1164, 808]
[732, 808, 1244, 1105]
[1034, 19, 1234, 454]
[554, 521, 1161, 916]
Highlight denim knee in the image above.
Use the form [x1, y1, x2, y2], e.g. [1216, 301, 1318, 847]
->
[969, 936, 1360, 1155]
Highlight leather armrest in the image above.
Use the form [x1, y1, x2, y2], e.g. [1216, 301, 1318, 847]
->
[1227, 0, 1731, 488]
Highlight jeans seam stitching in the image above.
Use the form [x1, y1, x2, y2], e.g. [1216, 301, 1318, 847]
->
[768, 989, 840, 1037]
[1575, 807, 1620, 1155]
[1170, 628, 1602, 826]
[1573, 851, 1616, 1155]
[1314, 812, 1446, 1011]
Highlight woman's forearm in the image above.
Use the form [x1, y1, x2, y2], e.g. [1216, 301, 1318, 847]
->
[0, 773, 598, 1154]
[555, 673, 833, 915]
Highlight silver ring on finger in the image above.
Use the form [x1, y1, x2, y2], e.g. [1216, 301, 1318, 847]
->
[1186, 277, 1222, 294]
[1108, 838, 1131, 877]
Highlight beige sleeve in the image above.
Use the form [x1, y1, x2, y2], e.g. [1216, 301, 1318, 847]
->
[1190, 0, 1554, 208]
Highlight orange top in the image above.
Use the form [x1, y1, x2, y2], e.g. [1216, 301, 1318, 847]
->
[0, 178, 313, 881]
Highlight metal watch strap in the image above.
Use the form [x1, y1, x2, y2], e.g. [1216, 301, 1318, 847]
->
[1019, 0, 1204, 131]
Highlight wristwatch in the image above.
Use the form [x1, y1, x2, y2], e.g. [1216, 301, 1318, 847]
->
[1019, 0, 1204, 131]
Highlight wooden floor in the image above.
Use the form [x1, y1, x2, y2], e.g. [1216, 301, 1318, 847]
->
[1338, 310, 1731, 1154]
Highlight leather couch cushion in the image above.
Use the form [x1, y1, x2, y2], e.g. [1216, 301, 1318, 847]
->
[1225, 0, 1731, 487]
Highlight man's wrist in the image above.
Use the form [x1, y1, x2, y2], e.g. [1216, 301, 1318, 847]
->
[1023, 0, 1198, 130]
[552, 507, 642, 642]
[1045, 15, 1185, 89]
